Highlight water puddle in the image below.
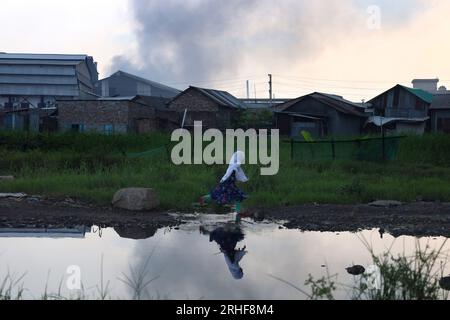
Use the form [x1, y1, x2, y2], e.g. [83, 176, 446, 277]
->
[0, 215, 449, 300]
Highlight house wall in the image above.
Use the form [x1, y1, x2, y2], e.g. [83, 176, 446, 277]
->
[128, 102, 157, 133]
[0, 109, 48, 132]
[371, 86, 429, 118]
[97, 76, 137, 97]
[168, 88, 237, 129]
[280, 97, 363, 137]
[276, 113, 293, 136]
[395, 122, 427, 135]
[58, 100, 131, 133]
[431, 109, 450, 133]
[334, 113, 364, 137]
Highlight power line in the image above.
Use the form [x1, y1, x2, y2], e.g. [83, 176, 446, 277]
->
[275, 80, 385, 91]
[164, 75, 266, 86]
[274, 74, 411, 84]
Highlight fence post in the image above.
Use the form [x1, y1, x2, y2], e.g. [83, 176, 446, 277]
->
[331, 139, 336, 160]
[382, 130, 386, 161]
[290, 138, 294, 160]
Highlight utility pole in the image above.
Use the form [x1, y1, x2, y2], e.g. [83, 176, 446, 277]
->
[246, 80, 250, 99]
[268, 74, 273, 107]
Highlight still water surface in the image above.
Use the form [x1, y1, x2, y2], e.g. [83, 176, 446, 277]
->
[0, 214, 449, 299]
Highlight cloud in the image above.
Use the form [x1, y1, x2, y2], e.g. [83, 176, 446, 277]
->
[109, 0, 450, 101]
[109, 0, 367, 84]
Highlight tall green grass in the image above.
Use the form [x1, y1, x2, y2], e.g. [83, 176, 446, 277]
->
[1, 132, 450, 208]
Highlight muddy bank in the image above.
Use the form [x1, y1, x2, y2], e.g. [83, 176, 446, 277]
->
[257, 202, 450, 238]
[0, 196, 180, 236]
[1, 196, 450, 238]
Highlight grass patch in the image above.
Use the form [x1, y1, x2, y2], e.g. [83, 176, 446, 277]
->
[1, 132, 450, 209]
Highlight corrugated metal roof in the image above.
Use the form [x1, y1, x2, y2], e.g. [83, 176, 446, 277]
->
[103, 70, 181, 95]
[0, 59, 83, 66]
[401, 86, 433, 104]
[275, 92, 367, 117]
[368, 84, 434, 105]
[0, 53, 96, 97]
[0, 65, 76, 76]
[366, 116, 429, 127]
[0, 75, 78, 85]
[190, 86, 244, 109]
[57, 96, 138, 102]
[0, 84, 80, 96]
[0, 53, 87, 61]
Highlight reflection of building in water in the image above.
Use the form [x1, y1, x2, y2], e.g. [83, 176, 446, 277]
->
[0, 226, 91, 239]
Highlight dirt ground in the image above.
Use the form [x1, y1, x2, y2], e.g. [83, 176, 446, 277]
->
[1, 196, 450, 238]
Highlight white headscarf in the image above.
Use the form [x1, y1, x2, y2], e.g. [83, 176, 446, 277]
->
[221, 151, 249, 183]
[224, 250, 247, 280]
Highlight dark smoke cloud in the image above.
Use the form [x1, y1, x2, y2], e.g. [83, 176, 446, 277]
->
[109, 0, 371, 86]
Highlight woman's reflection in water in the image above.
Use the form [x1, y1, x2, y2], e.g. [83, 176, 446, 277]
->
[200, 224, 247, 280]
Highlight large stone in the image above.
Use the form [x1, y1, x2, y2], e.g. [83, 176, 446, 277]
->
[369, 200, 403, 208]
[112, 188, 160, 211]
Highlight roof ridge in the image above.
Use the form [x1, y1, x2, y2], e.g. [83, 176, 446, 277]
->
[400, 85, 433, 103]
[107, 70, 180, 93]
[190, 86, 243, 109]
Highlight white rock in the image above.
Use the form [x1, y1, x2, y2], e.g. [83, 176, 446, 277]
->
[369, 200, 403, 207]
[0, 193, 27, 199]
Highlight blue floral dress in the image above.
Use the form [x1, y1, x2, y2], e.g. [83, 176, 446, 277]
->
[210, 172, 247, 205]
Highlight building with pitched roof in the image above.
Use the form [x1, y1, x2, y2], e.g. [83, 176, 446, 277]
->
[430, 94, 450, 133]
[167, 86, 245, 129]
[273, 92, 368, 137]
[366, 84, 432, 134]
[95, 70, 180, 99]
[0, 53, 99, 131]
[0, 53, 98, 109]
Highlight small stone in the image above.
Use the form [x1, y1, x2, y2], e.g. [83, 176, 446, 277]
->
[440, 277, 450, 291]
[369, 200, 403, 208]
[346, 265, 366, 276]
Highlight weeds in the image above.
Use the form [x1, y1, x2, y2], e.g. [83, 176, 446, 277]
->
[1, 132, 450, 208]
[272, 238, 450, 300]
[0, 270, 26, 300]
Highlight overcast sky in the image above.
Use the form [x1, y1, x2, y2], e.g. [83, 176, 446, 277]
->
[1, 0, 449, 101]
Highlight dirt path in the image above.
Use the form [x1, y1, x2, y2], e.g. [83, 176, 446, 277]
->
[1, 196, 450, 238]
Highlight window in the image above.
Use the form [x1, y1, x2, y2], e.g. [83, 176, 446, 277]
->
[104, 124, 114, 135]
[71, 124, 85, 133]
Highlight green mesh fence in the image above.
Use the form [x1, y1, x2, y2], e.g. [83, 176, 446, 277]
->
[291, 136, 403, 162]
[127, 145, 169, 160]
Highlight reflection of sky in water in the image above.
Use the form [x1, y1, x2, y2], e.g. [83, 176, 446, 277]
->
[0, 219, 449, 300]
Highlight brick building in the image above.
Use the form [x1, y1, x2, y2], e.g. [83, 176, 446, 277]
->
[57, 96, 159, 134]
[168, 86, 245, 129]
